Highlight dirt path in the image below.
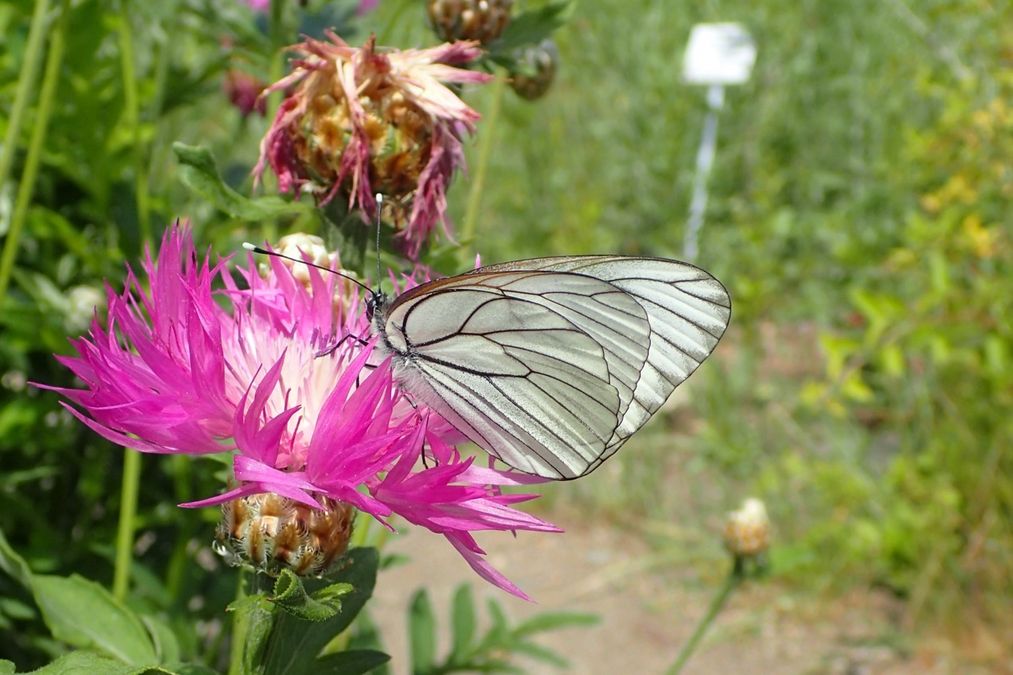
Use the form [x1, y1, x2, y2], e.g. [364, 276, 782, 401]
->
[367, 514, 996, 674]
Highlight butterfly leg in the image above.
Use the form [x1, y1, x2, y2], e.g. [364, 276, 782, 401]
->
[315, 331, 370, 359]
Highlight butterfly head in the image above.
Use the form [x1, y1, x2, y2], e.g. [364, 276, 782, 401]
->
[366, 290, 388, 324]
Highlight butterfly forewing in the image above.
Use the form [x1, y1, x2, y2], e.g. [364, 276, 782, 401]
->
[378, 258, 730, 479]
[380, 270, 656, 478]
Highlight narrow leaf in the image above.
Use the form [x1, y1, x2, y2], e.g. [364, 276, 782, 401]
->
[0, 528, 33, 588]
[513, 611, 599, 638]
[408, 589, 436, 673]
[449, 584, 475, 662]
[510, 641, 569, 668]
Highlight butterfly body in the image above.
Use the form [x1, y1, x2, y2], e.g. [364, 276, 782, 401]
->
[371, 256, 731, 480]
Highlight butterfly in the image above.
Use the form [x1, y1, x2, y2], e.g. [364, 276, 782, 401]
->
[245, 243, 730, 480]
[366, 255, 731, 480]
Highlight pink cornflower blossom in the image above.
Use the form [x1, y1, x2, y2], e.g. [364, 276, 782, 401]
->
[254, 32, 489, 259]
[46, 224, 556, 599]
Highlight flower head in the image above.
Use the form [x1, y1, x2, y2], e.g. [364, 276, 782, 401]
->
[427, 0, 514, 44]
[224, 70, 267, 118]
[45, 223, 556, 598]
[723, 498, 770, 559]
[254, 33, 490, 259]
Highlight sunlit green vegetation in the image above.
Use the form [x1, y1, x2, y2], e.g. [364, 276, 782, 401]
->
[1, 0, 1009, 671]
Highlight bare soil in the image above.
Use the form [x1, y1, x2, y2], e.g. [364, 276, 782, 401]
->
[369, 516, 1009, 675]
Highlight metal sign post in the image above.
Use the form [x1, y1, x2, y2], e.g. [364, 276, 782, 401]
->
[681, 23, 756, 262]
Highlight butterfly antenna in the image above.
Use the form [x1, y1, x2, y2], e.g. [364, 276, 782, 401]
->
[374, 193, 383, 291]
[242, 242, 373, 295]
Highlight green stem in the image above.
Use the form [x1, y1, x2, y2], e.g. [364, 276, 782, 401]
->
[266, 0, 288, 123]
[228, 570, 250, 675]
[0, 0, 64, 305]
[112, 449, 142, 601]
[667, 560, 744, 675]
[164, 455, 192, 601]
[117, 3, 150, 246]
[0, 0, 51, 196]
[378, 0, 414, 44]
[459, 72, 506, 267]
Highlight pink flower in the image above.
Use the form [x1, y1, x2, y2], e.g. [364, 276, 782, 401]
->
[45, 224, 556, 599]
[254, 33, 490, 259]
[224, 70, 267, 118]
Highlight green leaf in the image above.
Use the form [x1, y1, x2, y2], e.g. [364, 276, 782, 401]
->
[32, 574, 157, 665]
[0, 528, 34, 588]
[509, 641, 569, 668]
[449, 584, 475, 662]
[483, 597, 509, 645]
[141, 615, 180, 664]
[489, 1, 573, 53]
[312, 650, 390, 675]
[27, 651, 137, 675]
[512, 611, 599, 638]
[0, 660, 13, 675]
[408, 589, 436, 674]
[261, 548, 379, 675]
[228, 594, 275, 675]
[271, 569, 352, 622]
[172, 143, 314, 221]
[157, 664, 221, 675]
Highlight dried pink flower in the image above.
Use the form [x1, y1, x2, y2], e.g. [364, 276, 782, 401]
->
[254, 33, 490, 259]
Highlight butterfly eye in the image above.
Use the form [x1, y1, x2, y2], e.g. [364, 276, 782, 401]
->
[366, 293, 379, 322]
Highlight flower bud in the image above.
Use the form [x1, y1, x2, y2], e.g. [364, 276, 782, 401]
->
[427, 0, 513, 44]
[723, 498, 770, 558]
[65, 285, 106, 334]
[510, 39, 559, 101]
[223, 70, 267, 118]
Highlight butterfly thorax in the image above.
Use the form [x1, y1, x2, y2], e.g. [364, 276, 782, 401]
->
[369, 291, 404, 358]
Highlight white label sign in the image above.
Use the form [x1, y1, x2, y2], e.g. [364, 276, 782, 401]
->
[683, 23, 756, 86]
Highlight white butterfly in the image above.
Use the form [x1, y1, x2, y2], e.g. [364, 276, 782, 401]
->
[367, 255, 731, 480]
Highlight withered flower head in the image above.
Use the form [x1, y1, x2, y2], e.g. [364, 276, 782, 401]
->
[255, 33, 490, 258]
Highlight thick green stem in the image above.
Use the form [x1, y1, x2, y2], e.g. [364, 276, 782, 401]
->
[667, 560, 744, 675]
[112, 449, 142, 601]
[0, 0, 64, 305]
[117, 3, 150, 246]
[0, 0, 51, 196]
[459, 72, 506, 267]
[227, 571, 249, 675]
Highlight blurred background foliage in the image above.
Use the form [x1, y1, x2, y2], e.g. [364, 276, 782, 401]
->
[0, 0, 1009, 670]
